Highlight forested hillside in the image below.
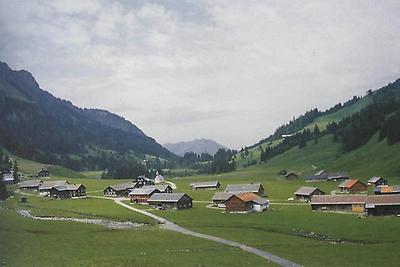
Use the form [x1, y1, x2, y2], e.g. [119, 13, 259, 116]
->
[0, 62, 174, 172]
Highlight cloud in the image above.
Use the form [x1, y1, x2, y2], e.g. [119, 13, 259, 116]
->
[0, 0, 400, 148]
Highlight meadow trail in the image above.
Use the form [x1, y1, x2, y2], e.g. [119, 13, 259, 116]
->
[88, 195, 302, 267]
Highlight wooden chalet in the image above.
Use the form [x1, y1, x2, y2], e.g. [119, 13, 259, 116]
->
[305, 171, 349, 182]
[212, 192, 234, 207]
[285, 172, 299, 180]
[294, 186, 325, 202]
[224, 195, 253, 213]
[144, 184, 173, 193]
[103, 182, 138, 197]
[338, 179, 367, 193]
[129, 187, 161, 203]
[311, 195, 366, 213]
[190, 181, 221, 190]
[147, 193, 193, 210]
[133, 176, 154, 187]
[19, 180, 43, 191]
[39, 180, 69, 193]
[49, 184, 86, 199]
[238, 192, 269, 212]
[37, 169, 50, 178]
[374, 185, 400, 195]
[365, 195, 400, 216]
[368, 177, 388, 187]
[225, 183, 264, 196]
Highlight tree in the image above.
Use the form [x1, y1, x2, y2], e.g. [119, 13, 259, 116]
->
[13, 160, 19, 184]
[0, 178, 7, 200]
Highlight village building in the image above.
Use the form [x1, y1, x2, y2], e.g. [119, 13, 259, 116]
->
[103, 182, 138, 197]
[238, 192, 269, 212]
[2, 170, 15, 185]
[129, 187, 161, 203]
[49, 184, 86, 199]
[37, 169, 50, 178]
[365, 195, 400, 216]
[374, 185, 400, 195]
[19, 179, 43, 191]
[285, 172, 299, 180]
[311, 195, 366, 213]
[305, 171, 349, 182]
[142, 184, 173, 193]
[224, 194, 253, 213]
[147, 193, 193, 210]
[190, 181, 221, 190]
[294, 186, 325, 202]
[154, 172, 165, 184]
[133, 175, 155, 187]
[39, 180, 69, 194]
[368, 177, 388, 187]
[225, 183, 264, 196]
[338, 179, 367, 193]
[212, 192, 234, 207]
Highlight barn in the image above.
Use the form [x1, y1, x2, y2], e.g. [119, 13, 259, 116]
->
[285, 172, 299, 180]
[224, 195, 253, 213]
[103, 182, 138, 197]
[39, 180, 69, 194]
[338, 180, 367, 193]
[147, 193, 193, 210]
[368, 177, 388, 187]
[311, 195, 366, 213]
[19, 180, 43, 191]
[225, 183, 264, 196]
[129, 187, 160, 203]
[294, 186, 325, 202]
[133, 176, 155, 187]
[37, 169, 50, 178]
[49, 184, 86, 199]
[190, 181, 221, 190]
[365, 195, 400, 216]
[374, 185, 400, 195]
[212, 192, 234, 207]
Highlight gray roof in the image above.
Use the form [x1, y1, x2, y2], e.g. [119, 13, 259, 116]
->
[108, 182, 137, 191]
[148, 193, 192, 203]
[294, 186, 320, 196]
[225, 183, 262, 194]
[252, 197, 269, 205]
[326, 172, 349, 180]
[53, 184, 85, 191]
[368, 176, 383, 183]
[315, 170, 326, 176]
[141, 184, 172, 192]
[190, 181, 220, 188]
[19, 180, 43, 188]
[212, 192, 234, 201]
[39, 180, 69, 190]
[129, 187, 160, 196]
[305, 174, 327, 181]
[285, 172, 298, 177]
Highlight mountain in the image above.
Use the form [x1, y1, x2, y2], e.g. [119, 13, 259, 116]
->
[236, 78, 400, 174]
[164, 139, 229, 156]
[0, 61, 175, 171]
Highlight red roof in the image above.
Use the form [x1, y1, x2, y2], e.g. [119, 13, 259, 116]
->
[339, 179, 365, 189]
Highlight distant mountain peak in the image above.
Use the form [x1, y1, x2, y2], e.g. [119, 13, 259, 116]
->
[164, 139, 229, 156]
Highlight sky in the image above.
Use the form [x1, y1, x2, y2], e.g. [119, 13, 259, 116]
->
[0, 0, 400, 149]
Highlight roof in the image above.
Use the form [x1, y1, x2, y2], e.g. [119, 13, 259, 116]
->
[225, 183, 263, 194]
[252, 197, 269, 205]
[2, 173, 14, 181]
[294, 186, 320, 196]
[39, 180, 69, 190]
[305, 174, 327, 181]
[315, 170, 326, 176]
[190, 181, 220, 188]
[107, 182, 137, 191]
[53, 184, 85, 191]
[19, 180, 43, 188]
[238, 192, 259, 202]
[212, 192, 234, 201]
[148, 193, 191, 203]
[128, 187, 160, 196]
[368, 176, 383, 183]
[375, 185, 400, 194]
[339, 179, 365, 189]
[326, 172, 349, 180]
[141, 184, 172, 192]
[285, 172, 298, 177]
[366, 195, 400, 207]
[311, 195, 366, 205]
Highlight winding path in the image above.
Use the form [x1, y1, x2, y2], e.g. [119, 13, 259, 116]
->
[90, 196, 301, 267]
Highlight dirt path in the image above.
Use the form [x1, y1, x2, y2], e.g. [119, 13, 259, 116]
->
[89, 196, 301, 267]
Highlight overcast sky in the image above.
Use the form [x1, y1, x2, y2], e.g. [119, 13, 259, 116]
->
[1, 0, 400, 149]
